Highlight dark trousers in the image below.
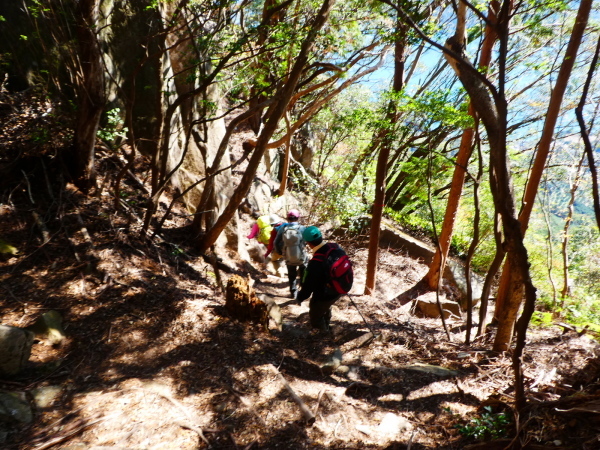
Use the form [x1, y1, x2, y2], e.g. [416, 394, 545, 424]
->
[309, 294, 340, 331]
[287, 264, 305, 295]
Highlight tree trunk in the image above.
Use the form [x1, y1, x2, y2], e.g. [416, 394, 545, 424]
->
[277, 113, 293, 196]
[197, 0, 336, 253]
[423, 0, 499, 291]
[560, 153, 586, 302]
[443, 0, 536, 360]
[575, 32, 600, 231]
[364, 16, 406, 295]
[71, 0, 105, 193]
[492, 0, 592, 321]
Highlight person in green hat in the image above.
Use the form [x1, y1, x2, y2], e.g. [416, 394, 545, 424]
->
[296, 226, 350, 332]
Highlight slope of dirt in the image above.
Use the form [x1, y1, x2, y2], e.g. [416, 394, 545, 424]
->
[1, 94, 600, 450]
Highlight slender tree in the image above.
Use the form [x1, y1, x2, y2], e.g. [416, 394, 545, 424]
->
[365, 12, 406, 294]
[493, 0, 593, 323]
[575, 31, 600, 231]
[422, 0, 499, 291]
[70, 0, 105, 192]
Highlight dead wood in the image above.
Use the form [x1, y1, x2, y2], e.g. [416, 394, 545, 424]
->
[33, 414, 109, 450]
[226, 275, 269, 330]
[340, 332, 375, 353]
[32, 211, 50, 244]
[271, 365, 316, 425]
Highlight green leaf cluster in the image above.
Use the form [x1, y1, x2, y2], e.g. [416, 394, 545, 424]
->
[98, 108, 128, 147]
[455, 406, 511, 441]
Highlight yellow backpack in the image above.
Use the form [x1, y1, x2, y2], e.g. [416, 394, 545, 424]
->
[256, 215, 273, 245]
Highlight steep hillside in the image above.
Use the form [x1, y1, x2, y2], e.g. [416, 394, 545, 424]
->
[1, 94, 600, 450]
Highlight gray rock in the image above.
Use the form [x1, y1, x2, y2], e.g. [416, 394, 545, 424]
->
[415, 298, 462, 319]
[0, 391, 33, 424]
[31, 385, 63, 409]
[445, 260, 484, 309]
[0, 325, 34, 376]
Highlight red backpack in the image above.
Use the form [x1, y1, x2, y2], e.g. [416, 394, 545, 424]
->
[312, 243, 353, 294]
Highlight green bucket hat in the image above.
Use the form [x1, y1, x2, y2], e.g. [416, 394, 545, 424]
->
[302, 226, 322, 243]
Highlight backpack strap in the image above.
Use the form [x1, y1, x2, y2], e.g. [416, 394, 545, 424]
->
[311, 243, 337, 262]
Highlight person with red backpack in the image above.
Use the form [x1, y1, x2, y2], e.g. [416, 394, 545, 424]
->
[296, 226, 353, 332]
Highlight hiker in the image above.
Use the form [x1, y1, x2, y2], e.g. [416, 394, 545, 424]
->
[247, 214, 283, 247]
[264, 218, 285, 259]
[296, 226, 353, 332]
[274, 209, 307, 299]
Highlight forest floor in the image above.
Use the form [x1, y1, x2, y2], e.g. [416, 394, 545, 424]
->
[1, 93, 600, 449]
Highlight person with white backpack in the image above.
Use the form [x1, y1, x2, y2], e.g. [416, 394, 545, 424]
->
[274, 209, 307, 299]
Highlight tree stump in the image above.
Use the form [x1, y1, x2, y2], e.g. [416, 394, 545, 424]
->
[225, 275, 269, 331]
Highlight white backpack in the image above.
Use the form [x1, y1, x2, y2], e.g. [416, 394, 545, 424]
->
[282, 224, 306, 266]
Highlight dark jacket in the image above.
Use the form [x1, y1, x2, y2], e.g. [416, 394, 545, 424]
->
[297, 242, 340, 303]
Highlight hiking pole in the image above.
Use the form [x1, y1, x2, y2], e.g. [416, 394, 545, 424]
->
[347, 293, 378, 337]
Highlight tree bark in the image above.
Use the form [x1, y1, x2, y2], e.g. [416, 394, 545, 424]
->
[364, 15, 406, 295]
[575, 30, 600, 231]
[197, 0, 337, 253]
[71, 0, 105, 193]
[493, 0, 592, 320]
[423, 0, 499, 291]
[443, 0, 536, 361]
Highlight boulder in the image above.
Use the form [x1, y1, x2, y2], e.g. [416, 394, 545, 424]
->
[25, 310, 65, 345]
[415, 298, 462, 319]
[0, 391, 32, 425]
[445, 259, 484, 309]
[0, 325, 34, 376]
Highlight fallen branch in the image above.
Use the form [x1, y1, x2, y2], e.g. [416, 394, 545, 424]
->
[271, 365, 316, 425]
[340, 332, 375, 353]
[32, 211, 50, 244]
[33, 414, 109, 450]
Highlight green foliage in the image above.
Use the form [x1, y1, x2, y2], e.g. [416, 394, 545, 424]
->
[145, 1, 160, 11]
[26, 0, 50, 18]
[530, 311, 553, 327]
[455, 406, 511, 441]
[30, 128, 51, 144]
[395, 90, 473, 130]
[98, 108, 128, 147]
[0, 238, 18, 255]
[385, 206, 436, 241]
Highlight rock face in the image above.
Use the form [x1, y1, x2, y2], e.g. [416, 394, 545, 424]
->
[0, 325, 34, 376]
